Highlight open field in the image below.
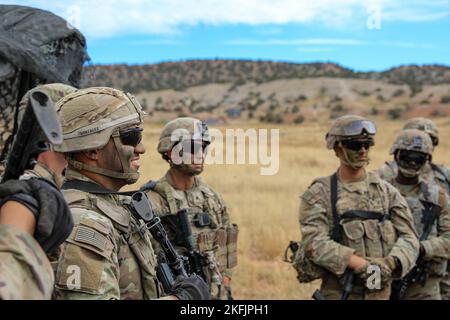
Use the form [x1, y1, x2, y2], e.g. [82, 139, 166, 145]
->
[130, 118, 450, 299]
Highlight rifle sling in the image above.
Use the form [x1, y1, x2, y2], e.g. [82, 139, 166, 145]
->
[62, 179, 138, 196]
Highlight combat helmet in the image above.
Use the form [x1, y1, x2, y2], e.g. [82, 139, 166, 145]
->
[54, 87, 145, 153]
[326, 115, 376, 149]
[390, 129, 433, 156]
[54, 87, 146, 182]
[18, 83, 77, 124]
[402, 117, 439, 146]
[157, 117, 211, 155]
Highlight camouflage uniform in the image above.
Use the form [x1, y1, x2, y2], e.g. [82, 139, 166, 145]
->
[297, 115, 419, 300]
[379, 118, 450, 299]
[0, 84, 75, 300]
[52, 169, 160, 300]
[50, 87, 161, 299]
[0, 224, 54, 300]
[143, 117, 238, 299]
[379, 130, 450, 299]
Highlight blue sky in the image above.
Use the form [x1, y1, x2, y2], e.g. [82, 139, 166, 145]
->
[5, 0, 450, 71]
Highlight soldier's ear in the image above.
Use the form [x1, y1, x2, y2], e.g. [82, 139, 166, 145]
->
[83, 149, 99, 161]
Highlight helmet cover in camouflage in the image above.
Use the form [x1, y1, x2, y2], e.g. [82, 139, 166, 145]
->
[326, 115, 376, 149]
[157, 117, 211, 154]
[390, 129, 433, 156]
[18, 83, 77, 125]
[402, 117, 439, 146]
[54, 87, 145, 153]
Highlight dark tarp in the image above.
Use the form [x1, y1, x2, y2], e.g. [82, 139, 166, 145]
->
[0, 4, 89, 85]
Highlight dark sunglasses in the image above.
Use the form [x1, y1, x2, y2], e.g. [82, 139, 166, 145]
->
[119, 127, 143, 147]
[398, 150, 428, 166]
[341, 139, 374, 151]
[179, 140, 209, 155]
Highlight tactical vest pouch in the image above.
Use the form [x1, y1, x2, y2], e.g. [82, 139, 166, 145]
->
[127, 222, 160, 299]
[379, 220, 397, 256]
[362, 219, 383, 258]
[216, 228, 228, 272]
[55, 219, 113, 294]
[197, 229, 217, 252]
[292, 241, 325, 283]
[341, 220, 366, 257]
[226, 224, 239, 269]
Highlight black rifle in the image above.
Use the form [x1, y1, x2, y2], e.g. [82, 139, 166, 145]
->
[391, 200, 441, 300]
[177, 209, 208, 282]
[2, 90, 62, 182]
[131, 191, 188, 293]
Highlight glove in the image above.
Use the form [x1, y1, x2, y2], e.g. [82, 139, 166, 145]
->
[0, 177, 73, 254]
[169, 274, 211, 300]
[355, 257, 395, 291]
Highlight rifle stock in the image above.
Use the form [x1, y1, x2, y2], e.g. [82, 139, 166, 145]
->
[2, 90, 62, 182]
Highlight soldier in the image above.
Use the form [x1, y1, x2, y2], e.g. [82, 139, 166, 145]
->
[379, 117, 450, 300]
[379, 130, 450, 299]
[141, 117, 238, 300]
[0, 84, 76, 299]
[51, 87, 209, 300]
[294, 115, 419, 300]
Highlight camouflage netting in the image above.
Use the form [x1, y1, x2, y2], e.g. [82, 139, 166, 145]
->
[0, 5, 89, 161]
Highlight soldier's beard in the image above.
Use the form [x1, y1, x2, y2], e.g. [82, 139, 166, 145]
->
[340, 148, 370, 170]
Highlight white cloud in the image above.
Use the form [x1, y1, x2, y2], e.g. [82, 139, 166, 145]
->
[225, 38, 434, 49]
[3, 0, 449, 38]
[226, 38, 365, 46]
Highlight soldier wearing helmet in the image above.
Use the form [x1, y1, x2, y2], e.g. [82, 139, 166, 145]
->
[378, 118, 450, 299]
[0, 83, 75, 299]
[50, 88, 209, 300]
[381, 130, 450, 300]
[293, 115, 419, 300]
[141, 117, 238, 300]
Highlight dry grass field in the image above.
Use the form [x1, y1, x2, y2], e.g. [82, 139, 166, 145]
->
[130, 117, 450, 300]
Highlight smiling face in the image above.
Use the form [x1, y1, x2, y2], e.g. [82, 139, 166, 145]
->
[96, 125, 146, 184]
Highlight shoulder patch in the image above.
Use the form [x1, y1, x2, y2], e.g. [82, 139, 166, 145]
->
[74, 225, 108, 252]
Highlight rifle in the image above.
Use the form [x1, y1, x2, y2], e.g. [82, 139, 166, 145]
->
[177, 209, 208, 281]
[130, 191, 188, 293]
[2, 90, 62, 182]
[312, 269, 354, 300]
[390, 200, 441, 300]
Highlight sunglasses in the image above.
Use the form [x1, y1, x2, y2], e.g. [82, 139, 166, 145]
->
[117, 127, 143, 147]
[398, 150, 428, 166]
[341, 139, 374, 151]
[178, 140, 209, 155]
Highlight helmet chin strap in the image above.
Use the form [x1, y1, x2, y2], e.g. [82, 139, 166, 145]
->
[68, 137, 139, 184]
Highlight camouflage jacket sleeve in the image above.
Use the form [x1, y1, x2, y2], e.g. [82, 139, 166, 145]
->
[299, 182, 355, 276]
[384, 182, 420, 277]
[52, 207, 120, 300]
[0, 224, 54, 300]
[421, 191, 450, 260]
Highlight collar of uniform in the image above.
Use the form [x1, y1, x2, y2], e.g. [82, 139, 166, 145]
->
[163, 170, 202, 191]
[337, 170, 377, 194]
[64, 168, 122, 200]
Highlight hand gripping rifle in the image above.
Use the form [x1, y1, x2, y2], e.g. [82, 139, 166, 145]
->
[1, 90, 62, 182]
[131, 191, 188, 293]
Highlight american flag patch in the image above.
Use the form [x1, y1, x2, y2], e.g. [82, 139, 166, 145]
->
[75, 225, 107, 251]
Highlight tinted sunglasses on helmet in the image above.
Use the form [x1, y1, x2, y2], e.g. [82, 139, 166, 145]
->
[398, 150, 428, 166]
[341, 139, 374, 151]
[117, 127, 143, 147]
